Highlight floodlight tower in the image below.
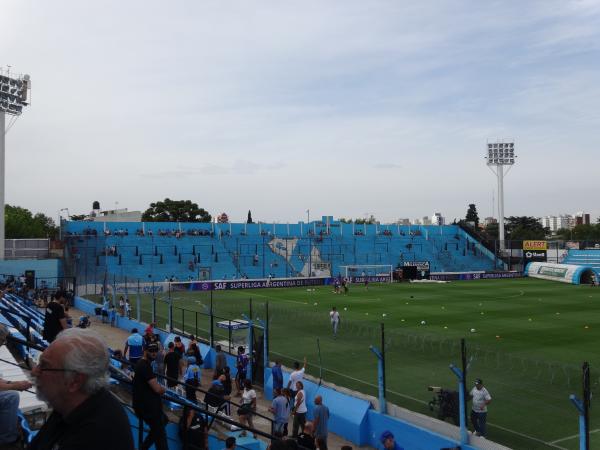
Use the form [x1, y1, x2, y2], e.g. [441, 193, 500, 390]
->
[0, 68, 31, 260]
[485, 141, 516, 251]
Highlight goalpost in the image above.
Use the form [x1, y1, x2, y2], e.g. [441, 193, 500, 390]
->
[339, 265, 393, 282]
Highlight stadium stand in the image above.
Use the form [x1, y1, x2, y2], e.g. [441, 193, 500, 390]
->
[64, 218, 502, 284]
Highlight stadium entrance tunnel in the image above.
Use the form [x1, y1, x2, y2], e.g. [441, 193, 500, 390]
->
[579, 268, 596, 285]
[525, 262, 598, 285]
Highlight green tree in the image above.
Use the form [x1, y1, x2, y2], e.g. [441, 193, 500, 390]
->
[465, 204, 480, 227]
[354, 215, 378, 225]
[570, 224, 600, 241]
[338, 217, 378, 224]
[5, 205, 58, 239]
[247, 210, 253, 224]
[555, 224, 600, 241]
[142, 199, 211, 222]
[505, 216, 549, 240]
[69, 214, 87, 221]
[484, 222, 499, 239]
[555, 227, 572, 240]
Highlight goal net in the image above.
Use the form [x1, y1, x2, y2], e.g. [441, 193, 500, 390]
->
[339, 265, 393, 282]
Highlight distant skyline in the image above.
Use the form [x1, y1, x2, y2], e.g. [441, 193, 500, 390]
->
[2, 1, 600, 225]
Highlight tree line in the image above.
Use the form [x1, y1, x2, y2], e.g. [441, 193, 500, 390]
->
[4, 199, 599, 241]
[461, 203, 600, 241]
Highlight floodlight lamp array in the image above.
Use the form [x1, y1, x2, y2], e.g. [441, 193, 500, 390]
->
[486, 142, 515, 165]
[0, 73, 30, 116]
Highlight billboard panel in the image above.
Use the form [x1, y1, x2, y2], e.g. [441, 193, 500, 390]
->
[523, 240, 548, 251]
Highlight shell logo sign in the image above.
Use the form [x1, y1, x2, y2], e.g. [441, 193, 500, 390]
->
[523, 240, 547, 251]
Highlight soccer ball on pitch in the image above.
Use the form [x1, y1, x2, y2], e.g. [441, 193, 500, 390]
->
[420, 320, 426, 325]
[470, 328, 476, 333]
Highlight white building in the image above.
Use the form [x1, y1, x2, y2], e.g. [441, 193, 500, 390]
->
[483, 217, 498, 227]
[89, 208, 142, 222]
[540, 215, 573, 233]
[431, 212, 445, 226]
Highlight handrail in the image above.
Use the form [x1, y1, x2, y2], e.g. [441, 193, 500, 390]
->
[109, 353, 276, 426]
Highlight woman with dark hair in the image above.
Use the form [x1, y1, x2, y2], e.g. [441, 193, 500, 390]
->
[237, 379, 257, 437]
[223, 366, 233, 396]
[222, 366, 233, 414]
[179, 406, 207, 450]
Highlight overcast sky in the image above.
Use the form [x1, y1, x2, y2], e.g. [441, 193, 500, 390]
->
[2, 1, 600, 224]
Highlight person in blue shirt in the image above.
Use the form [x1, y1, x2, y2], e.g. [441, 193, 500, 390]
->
[272, 360, 283, 396]
[124, 328, 144, 368]
[111, 349, 123, 369]
[269, 387, 290, 437]
[312, 395, 329, 447]
[235, 346, 249, 396]
[184, 356, 201, 403]
[380, 430, 404, 450]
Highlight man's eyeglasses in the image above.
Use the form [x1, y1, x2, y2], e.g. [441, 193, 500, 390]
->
[36, 362, 77, 373]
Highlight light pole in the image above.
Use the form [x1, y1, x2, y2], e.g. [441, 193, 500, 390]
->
[485, 141, 516, 251]
[0, 68, 31, 260]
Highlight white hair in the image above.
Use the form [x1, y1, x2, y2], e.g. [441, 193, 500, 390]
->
[54, 328, 110, 394]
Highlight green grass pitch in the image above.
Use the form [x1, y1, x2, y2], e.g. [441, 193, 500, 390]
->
[89, 278, 600, 450]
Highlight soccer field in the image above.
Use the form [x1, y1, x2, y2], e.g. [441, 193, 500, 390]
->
[89, 278, 600, 449]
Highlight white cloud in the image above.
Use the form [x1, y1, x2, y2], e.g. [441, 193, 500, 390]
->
[2, 0, 600, 222]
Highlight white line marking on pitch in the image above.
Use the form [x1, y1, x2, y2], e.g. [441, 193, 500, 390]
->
[549, 428, 600, 444]
[479, 422, 567, 449]
[239, 291, 307, 305]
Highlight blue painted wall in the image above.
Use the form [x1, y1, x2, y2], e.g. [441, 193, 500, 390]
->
[0, 259, 63, 280]
[365, 409, 480, 450]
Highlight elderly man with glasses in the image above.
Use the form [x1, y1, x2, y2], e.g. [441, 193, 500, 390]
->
[29, 327, 134, 450]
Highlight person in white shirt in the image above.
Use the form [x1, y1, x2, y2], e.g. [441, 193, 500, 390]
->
[237, 379, 257, 437]
[329, 307, 340, 338]
[470, 378, 492, 437]
[292, 381, 308, 437]
[287, 357, 307, 402]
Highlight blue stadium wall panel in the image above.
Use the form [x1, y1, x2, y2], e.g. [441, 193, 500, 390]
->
[0, 259, 63, 280]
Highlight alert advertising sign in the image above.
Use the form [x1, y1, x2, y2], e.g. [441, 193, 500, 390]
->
[523, 240, 548, 251]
